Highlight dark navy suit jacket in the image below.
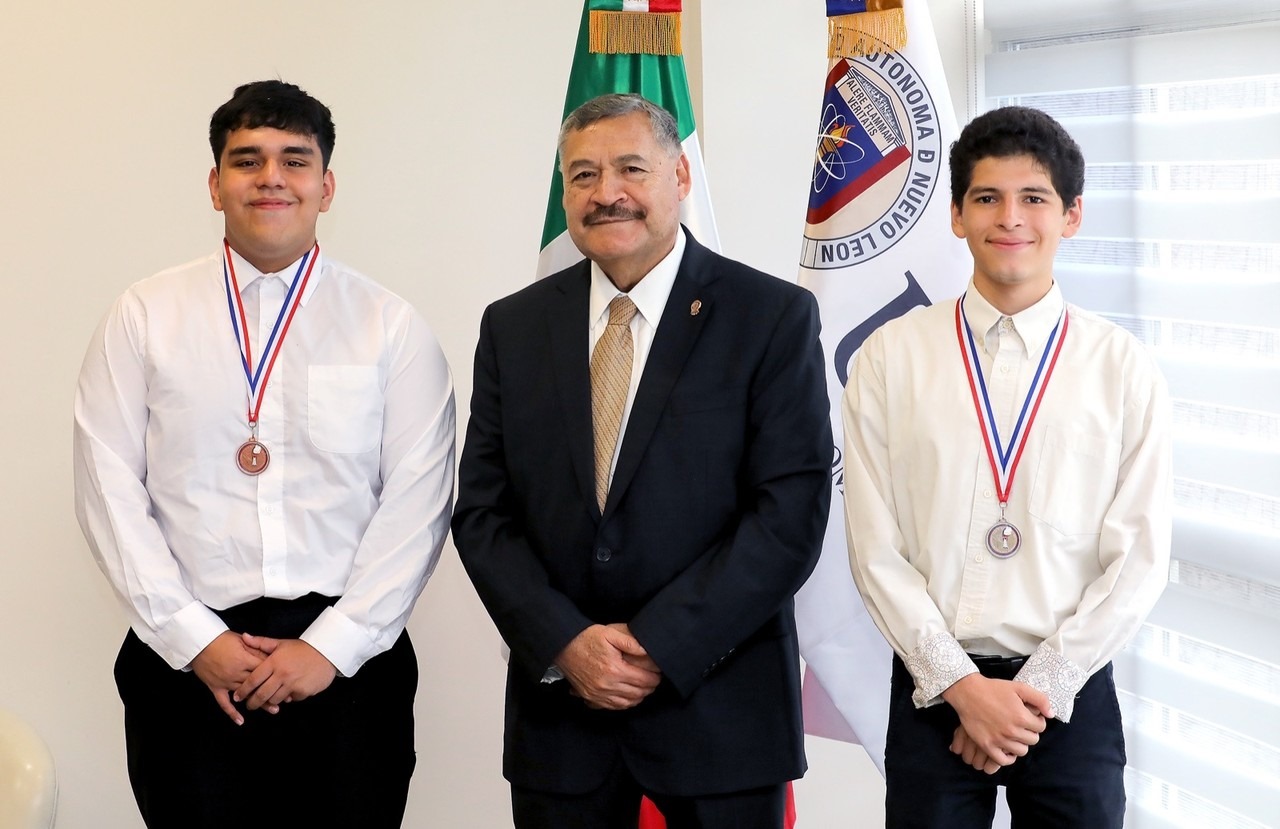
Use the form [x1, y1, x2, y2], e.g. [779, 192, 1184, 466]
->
[452, 230, 832, 797]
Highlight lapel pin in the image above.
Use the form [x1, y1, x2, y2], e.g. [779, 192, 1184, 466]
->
[690, 300, 702, 316]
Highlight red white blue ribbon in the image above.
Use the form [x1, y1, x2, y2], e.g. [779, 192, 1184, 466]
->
[222, 240, 319, 429]
[955, 295, 1068, 505]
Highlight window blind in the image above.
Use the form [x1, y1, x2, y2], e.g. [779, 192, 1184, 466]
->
[982, 2, 1280, 827]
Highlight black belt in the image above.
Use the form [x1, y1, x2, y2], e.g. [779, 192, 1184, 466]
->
[213, 592, 339, 639]
[969, 653, 1027, 680]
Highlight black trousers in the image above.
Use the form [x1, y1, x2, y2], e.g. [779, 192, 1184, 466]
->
[114, 594, 417, 829]
[512, 761, 788, 829]
[885, 655, 1126, 829]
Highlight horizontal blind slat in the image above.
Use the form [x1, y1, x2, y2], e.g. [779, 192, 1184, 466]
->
[1114, 648, 1280, 746]
[1175, 444, 1280, 499]
[1065, 113, 1280, 165]
[1157, 360, 1280, 414]
[986, 24, 1280, 97]
[1057, 267, 1280, 328]
[1171, 517, 1280, 584]
[1073, 192, 1280, 246]
[986, 0, 1280, 36]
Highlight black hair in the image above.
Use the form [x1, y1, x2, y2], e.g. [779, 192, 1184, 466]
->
[949, 106, 1084, 211]
[209, 80, 336, 170]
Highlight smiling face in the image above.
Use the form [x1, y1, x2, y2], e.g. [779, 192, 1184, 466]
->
[209, 126, 335, 273]
[951, 154, 1082, 314]
[560, 111, 691, 291]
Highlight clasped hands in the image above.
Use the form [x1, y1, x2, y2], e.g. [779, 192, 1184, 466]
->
[554, 623, 661, 711]
[190, 631, 337, 725]
[942, 673, 1052, 775]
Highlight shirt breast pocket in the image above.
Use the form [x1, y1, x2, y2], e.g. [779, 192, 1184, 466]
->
[1028, 426, 1121, 536]
[307, 365, 384, 454]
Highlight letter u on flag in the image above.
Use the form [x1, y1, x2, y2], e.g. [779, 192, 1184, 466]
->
[793, 0, 971, 775]
[535, 0, 719, 279]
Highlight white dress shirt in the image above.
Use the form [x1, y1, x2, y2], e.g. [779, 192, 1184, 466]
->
[587, 228, 685, 485]
[74, 247, 456, 678]
[539, 229, 686, 685]
[841, 281, 1172, 721]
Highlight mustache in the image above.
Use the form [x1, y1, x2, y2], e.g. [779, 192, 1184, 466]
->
[584, 204, 646, 224]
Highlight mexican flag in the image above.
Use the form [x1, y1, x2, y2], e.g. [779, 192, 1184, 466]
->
[535, 0, 719, 279]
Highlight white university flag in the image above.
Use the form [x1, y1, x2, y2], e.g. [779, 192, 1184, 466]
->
[795, 0, 970, 775]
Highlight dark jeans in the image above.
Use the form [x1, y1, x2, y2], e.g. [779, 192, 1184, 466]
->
[114, 593, 417, 829]
[885, 655, 1126, 829]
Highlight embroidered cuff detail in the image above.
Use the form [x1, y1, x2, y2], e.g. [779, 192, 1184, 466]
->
[906, 633, 977, 708]
[1014, 645, 1087, 722]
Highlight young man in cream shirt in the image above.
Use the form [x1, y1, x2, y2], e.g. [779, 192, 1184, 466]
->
[843, 106, 1171, 828]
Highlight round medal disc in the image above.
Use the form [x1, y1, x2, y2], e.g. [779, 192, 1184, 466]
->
[236, 438, 270, 476]
[986, 520, 1021, 559]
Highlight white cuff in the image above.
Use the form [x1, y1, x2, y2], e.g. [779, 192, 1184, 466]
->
[1014, 644, 1088, 722]
[300, 606, 379, 678]
[159, 601, 229, 670]
[906, 632, 978, 708]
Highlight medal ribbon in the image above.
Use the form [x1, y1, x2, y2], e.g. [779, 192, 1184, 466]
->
[222, 240, 320, 428]
[955, 294, 1068, 504]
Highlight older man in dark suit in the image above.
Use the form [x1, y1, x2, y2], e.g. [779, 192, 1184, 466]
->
[452, 93, 832, 829]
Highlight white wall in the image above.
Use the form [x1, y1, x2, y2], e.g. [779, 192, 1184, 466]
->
[0, 2, 970, 826]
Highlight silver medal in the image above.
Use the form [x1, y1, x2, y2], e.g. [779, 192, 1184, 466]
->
[986, 519, 1021, 558]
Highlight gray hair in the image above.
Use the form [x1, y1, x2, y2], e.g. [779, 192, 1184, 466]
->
[557, 93, 683, 168]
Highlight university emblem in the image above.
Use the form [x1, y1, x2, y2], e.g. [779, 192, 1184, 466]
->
[800, 51, 944, 269]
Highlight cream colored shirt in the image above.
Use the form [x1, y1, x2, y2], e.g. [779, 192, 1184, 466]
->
[841, 282, 1172, 721]
[74, 248, 455, 677]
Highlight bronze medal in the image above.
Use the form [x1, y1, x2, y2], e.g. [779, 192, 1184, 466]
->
[236, 438, 270, 476]
[223, 240, 320, 482]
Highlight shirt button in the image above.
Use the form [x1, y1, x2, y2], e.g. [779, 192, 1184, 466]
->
[983, 489, 993, 499]
[964, 615, 973, 625]
[999, 363, 1010, 374]
[596, 548, 612, 562]
[975, 554, 985, 563]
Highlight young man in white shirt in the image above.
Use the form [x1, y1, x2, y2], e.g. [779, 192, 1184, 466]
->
[842, 106, 1172, 828]
[74, 80, 455, 828]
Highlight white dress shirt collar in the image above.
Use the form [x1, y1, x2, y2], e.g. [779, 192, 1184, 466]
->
[226, 245, 325, 306]
[589, 227, 686, 329]
[962, 280, 1065, 359]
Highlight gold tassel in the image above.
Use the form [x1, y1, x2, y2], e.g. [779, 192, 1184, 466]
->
[828, 7, 908, 59]
[589, 11, 682, 56]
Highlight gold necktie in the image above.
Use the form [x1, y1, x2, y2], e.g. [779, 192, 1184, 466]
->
[590, 296, 638, 511]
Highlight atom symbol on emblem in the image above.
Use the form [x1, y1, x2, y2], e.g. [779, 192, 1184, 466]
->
[813, 104, 867, 194]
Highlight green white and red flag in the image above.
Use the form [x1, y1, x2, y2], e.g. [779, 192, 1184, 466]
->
[535, 0, 719, 279]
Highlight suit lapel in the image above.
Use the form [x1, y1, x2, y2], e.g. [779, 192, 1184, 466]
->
[545, 265, 599, 515]
[605, 234, 719, 516]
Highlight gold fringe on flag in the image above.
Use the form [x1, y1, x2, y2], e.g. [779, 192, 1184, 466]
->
[828, 2, 907, 59]
[589, 10, 682, 56]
